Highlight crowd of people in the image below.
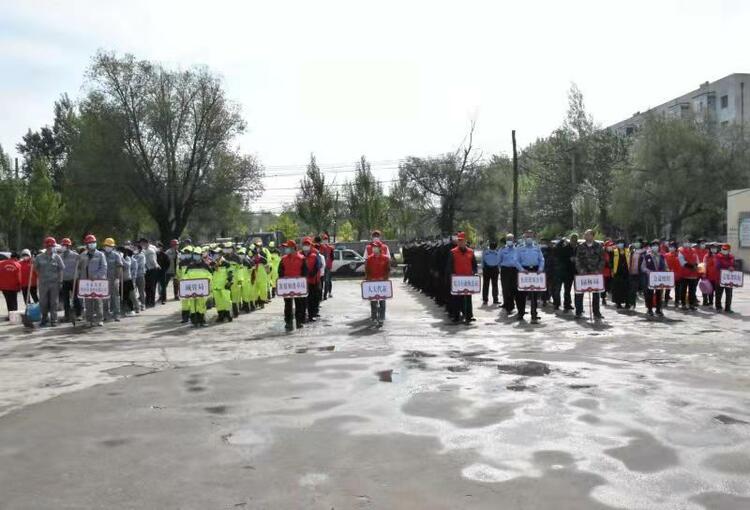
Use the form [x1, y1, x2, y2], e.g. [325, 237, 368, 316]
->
[404, 229, 739, 324]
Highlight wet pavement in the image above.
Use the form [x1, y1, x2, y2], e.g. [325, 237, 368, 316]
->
[0, 281, 749, 509]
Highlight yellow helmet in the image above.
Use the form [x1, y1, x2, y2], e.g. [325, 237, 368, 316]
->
[181, 246, 193, 254]
[103, 237, 116, 247]
[269, 241, 276, 248]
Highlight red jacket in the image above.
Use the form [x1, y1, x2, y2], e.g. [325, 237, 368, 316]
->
[716, 253, 736, 271]
[366, 242, 390, 258]
[703, 253, 720, 283]
[19, 258, 38, 287]
[279, 253, 306, 278]
[450, 246, 476, 276]
[664, 251, 682, 280]
[365, 254, 390, 280]
[319, 244, 334, 270]
[304, 248, 321, 285]
[694, 247, 708, 265]
[679, 247, 699, 279]
[0, 259, 22, 291]
[602, 250, 612, 278]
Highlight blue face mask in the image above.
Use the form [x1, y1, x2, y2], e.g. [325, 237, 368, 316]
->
[524, 238, 533, 246]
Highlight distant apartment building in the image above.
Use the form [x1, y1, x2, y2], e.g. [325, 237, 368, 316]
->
[608, 73, 749, 136]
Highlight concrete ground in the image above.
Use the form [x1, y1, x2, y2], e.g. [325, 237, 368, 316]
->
[0, 280, 749, 510]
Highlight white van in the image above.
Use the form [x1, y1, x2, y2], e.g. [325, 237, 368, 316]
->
[332, 248, 366, 276]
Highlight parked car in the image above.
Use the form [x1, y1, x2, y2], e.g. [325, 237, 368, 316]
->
[332, 248, 365, 276]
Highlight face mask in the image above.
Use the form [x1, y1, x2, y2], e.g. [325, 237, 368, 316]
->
[506, 241, 514, 248]
[87, 243, 97, 250]
[651, 245, 659, 253]
[617, 243, 624, 249]
[721, 249, 729, 255]
[669, 246, 676, 252]
[633, 243, 641, 249]
[284, 248, 293, 255]
[372, 236, 380, 242]
[699, 243, 706, 249]
[323, 240, 329, 245]
[373, 247, 381, 255]
[302, 246, 310, 253]
[104, 247, 113, 253]
[524, 238, 533, 246]
[711, 248, 718, 254]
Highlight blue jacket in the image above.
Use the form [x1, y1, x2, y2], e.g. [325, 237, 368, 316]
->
[482, 248, 501, 268]
[516, 244, 545, 272]
[499, 246, 520, 268]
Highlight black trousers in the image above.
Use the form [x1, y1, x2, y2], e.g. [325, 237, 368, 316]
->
[122, 280, 136, 312]
[284, 297, 307, 324]
[60, 280, 81, 318]
[451, 294, 473, 320]
[516, 291, 538, 318]
[674, 280, 685, 306]
[575, 291, 600, 316]
[683, 278, 698, 307]
[715, 286, 733, 310]
[2, 290, 18, 315]
[307, 282, 321, 319]
[145, 269, 159, 307]
[553, 276, 573, 309]
[157, 270, 170, 303]
[500, 267, 518, 313]
[644, 288, 663, 312]
[482, 266, 499, 303]
[22, 286, 38, 304]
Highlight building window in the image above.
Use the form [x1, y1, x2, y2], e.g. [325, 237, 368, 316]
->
[721, 95, 729, 108]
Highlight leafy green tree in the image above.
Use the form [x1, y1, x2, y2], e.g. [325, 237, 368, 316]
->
[27, 159, 64, 239]
[337, 220, 355, 241]
[386, 168, 433, 240]
[87, 51, 263, 242]
[343, 156, 386, 239]
[295, 154, 335, 233]
[269, 212, 299, 240]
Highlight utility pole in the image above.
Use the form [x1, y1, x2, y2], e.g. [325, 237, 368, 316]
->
[14, 158, 21, 250]
[512, 130, 519, 238]
[571, 150, 577, 229]
[333, 190, 339, 243]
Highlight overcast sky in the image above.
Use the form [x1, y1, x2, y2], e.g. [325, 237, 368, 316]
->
[1, 0, 748, 211]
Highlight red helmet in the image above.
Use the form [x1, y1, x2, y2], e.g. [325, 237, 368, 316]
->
[84, 234, 96, 244]
[302, 237, 313, 245]
[44, 236, 57, 247]
[170, 239, 179, 246]
[284, 240, 297, 249]
[61, 238, 72, 246]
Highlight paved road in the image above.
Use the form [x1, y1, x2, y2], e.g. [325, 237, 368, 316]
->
[1, 280, 749, 509]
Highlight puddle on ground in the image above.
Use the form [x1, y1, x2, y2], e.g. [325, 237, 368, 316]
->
[104, 365, 158, 377]
[497, 361, 550, 377]
[205, 405, 229, 415]
[187, 386, 206, 393]
[506, 383, 532, 391]
[714, 414, 749, 425]
[447, 365, 470, 373]
[569, 384, 596, 390]
[100, 438, 131, 447]
[317, 345, 335, 351]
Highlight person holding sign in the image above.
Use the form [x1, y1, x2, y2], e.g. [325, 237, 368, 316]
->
[365, 240, 391, 327]
[78, 234, 107, 327]
[640, 240, 667, 316]
[182, 247, 212, 327]
[177, 246, 193, 323]
[515, 230, 545, 323]
[715, 244, 736, 313]
[447, 232, 478, 324]
[279, 240, 308, 331]
[574, 229, 604, 319]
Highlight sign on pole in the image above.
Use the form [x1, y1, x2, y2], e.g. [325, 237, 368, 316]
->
[77, 279, 110, 299]
[451, 275, 481, 295]
[720, 270, 744, 288]
[179, 278, 211, 298]
[277, 277, 308, 297]
[648, 271, 675, 290]
[361, 280, 393, 300]
[517, 271, 547, 291]
[574, 274, 605, 293]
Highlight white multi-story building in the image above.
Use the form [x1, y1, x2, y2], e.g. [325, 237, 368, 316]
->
[609, 73, 749, 135]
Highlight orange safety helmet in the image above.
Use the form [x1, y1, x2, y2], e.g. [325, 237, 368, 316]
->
[44, 236, 57, 247]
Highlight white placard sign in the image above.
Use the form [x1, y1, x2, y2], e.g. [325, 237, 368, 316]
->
[517, 271, 547, 291]
[648, 271, 675, 289]
[720, 270, 744, 288]
[77, 279, 110, 299]
[451, 275, 481, 295]
[574, 274, 605, 293]
[361, 280, 393, 300]
[276, 277, 308, 297]
[179, 278, 211, 298]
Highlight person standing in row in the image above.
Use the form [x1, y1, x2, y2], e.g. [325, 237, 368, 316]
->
[212, 247, 234, 323]
[103, 238, 123, 322]
[79, 235, 107, 327]
[678, 238, 700, 310]
[481, 240, 500, 306]
[120, 246, 138, 317]
[627, 238, 644, 309]
[365, 239, 390, 327]
[610, 238, 630, 309]
[715, 243, 735, 313]
[267, 241, 281, 298]
[664, 241, 682, 308]
[515, 230, 544, 322]
[366, 230, 390, 258]
[0, 253, 22, 320]
[448, 232, 477, 324]
[59, 238, 80, 321]
[319, 234, 334, 299]
[499, 233, 519, 316]
[575, 229, 604, 319]
[302, 237, 321, 322]
[133, 243, 147, 312]
[140, 238, 159, 308]
[19, 249, 38, 304]
[155, 241, 170, 305]
[553, 233, 577, 311]
[165, 239, 180, 302]
[540, 237, 555, 307]
[640, 240, 667, 316]
[703, 243, 720, 307]
[33, 237, 65, 327]
[279, 240, 307, 331]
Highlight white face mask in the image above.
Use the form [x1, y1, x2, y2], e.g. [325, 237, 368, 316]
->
[284, 248, 293, 255]
[87, 243, 97, 250]
[524, 237, 533, 246]
[302, 245, 310, 253]
[721, 249, 729, 255]
[651, 245, 659, 253]
[104, 247, 113, 253]
[372, 236, 380, 242]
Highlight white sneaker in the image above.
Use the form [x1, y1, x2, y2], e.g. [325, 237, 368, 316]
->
[97, 321, 104, 327]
